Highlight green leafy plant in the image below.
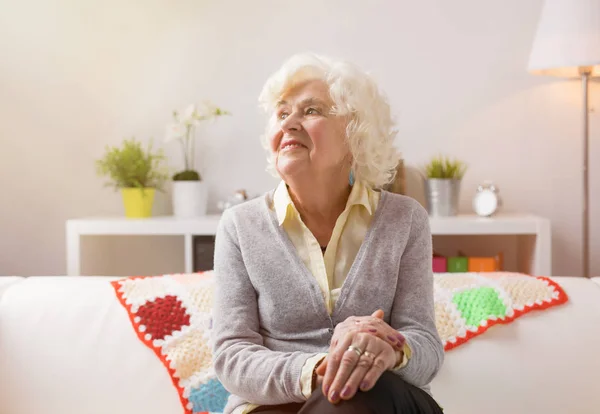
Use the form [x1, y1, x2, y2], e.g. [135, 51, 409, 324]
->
[96, 137, 169, 191]
[165, 101, 230, 181]
[424, 155, 467, 179]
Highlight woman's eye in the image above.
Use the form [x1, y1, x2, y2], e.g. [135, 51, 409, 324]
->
[278, 112, 288, 120]
[306, 107, 319, 115]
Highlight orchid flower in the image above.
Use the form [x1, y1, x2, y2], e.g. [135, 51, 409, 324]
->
[165, 101, 230, 175]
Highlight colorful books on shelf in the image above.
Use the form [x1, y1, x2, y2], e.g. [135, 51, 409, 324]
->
[432, 252, 503, 273]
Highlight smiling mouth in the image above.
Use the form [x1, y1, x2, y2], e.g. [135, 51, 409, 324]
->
[280, 142, 306, 151]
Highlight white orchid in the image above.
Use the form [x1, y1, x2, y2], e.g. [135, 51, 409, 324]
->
[165, 122, 187, 143]
[179, 104, 201, 126]
[165, 101, 230, 179]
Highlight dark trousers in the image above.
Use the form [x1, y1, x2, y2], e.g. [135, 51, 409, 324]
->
[252, 372, 443, 413]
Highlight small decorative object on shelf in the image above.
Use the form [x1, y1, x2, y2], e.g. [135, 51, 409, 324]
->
[432, 253, 448, 273]
[447, 255, 469, 273]
[436, 250, 503, 273]
[468, 252, 503, 272]
[165, 101, 230, 217]
[217, 190, 250, 212]
[423, 155, 467, 217]
[95, 137, 169, 218]
[473, 181, 502, 217]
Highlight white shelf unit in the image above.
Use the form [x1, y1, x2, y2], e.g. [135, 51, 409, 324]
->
[66, 213, 551, 276]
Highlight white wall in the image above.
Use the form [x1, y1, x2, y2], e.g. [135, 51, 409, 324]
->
[1, 0, 598, 277]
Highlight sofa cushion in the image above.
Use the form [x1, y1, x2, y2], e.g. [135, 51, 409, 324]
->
[110, 271, 568, 414]
[431, 276, 600, 414]
[0, 276, 183, 414]
[0, 276, 24, 300]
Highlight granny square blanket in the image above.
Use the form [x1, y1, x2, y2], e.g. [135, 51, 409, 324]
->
[111, 271, 568, 414]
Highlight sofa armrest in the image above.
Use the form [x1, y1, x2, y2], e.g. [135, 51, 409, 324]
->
[0, 276, 24, 301]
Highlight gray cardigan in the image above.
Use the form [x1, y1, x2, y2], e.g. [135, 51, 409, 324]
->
[211, 190, 444, 414]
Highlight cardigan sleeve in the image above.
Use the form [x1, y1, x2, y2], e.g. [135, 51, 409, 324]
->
[211, 209, 322, 405]
[390, 200, 445, 387]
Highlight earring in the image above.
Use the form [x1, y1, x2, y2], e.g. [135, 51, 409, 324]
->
[349, 170, 355, 186]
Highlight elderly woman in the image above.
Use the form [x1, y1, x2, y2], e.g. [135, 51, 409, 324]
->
[212, 53, 444, 414]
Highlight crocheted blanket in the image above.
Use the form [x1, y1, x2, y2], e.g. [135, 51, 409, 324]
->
[111, 271, 568, 414]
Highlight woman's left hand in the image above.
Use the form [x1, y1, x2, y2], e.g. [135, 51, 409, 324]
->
[315, 311, 401, 403]
[328, 310, 406, 353]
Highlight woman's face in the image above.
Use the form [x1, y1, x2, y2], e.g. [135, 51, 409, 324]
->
[268, 79, 350, 181]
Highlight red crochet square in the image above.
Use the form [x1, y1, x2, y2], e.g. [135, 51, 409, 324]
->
[136, 295, 191, 340]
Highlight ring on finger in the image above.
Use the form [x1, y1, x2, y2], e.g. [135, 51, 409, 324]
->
[347, 345, 363, 357]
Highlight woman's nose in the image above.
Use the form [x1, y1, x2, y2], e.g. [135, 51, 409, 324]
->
[280, 111, 302, 132]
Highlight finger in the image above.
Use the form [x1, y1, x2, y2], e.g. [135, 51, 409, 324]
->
[356, 325, 406, 351]
[340, 345, 375, 400]
[315, 355, 327, 376]
[371, 309, 384, 319]
[385, 331, 406, 350]
[328, 337, 366, 403]
[322, 332, 353, 398]
[359, 349, 391, 392]
[358, 318, 406, 349]
[315, 374, 324, 389]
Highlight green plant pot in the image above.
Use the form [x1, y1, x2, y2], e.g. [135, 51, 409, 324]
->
[120, 188, 155, 218]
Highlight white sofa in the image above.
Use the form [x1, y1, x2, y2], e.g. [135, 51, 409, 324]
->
[1, 275, 600, 414]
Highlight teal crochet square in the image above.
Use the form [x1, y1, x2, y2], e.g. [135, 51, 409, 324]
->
[189, 378, 230, 413]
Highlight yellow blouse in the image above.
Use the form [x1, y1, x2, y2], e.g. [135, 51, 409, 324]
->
[273, 179, 381, 314]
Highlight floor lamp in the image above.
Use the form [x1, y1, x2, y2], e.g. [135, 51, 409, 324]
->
[528, 0, 600, 278]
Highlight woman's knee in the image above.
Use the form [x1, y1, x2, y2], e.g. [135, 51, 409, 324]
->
[299, 385, 378, 414]
[374, 372, 444, 413]
[300, 372, 442, 414]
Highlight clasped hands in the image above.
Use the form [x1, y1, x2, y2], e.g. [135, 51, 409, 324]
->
[314, 309, 406, 404]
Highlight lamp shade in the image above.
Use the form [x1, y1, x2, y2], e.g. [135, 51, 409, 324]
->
[528, 0, 600, 77]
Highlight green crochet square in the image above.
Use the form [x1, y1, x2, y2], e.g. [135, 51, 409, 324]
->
[452, 287, 507, 327]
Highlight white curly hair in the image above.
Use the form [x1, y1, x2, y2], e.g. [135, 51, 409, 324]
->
[257, 52, 401, 189]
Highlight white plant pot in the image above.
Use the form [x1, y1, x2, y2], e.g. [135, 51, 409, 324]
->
[172, 181, 208, 217]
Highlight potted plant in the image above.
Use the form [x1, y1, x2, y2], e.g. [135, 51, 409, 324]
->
[165, 101, 230, 217]
[96, 137, 169, 218]
[423, 155, 467, 217]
